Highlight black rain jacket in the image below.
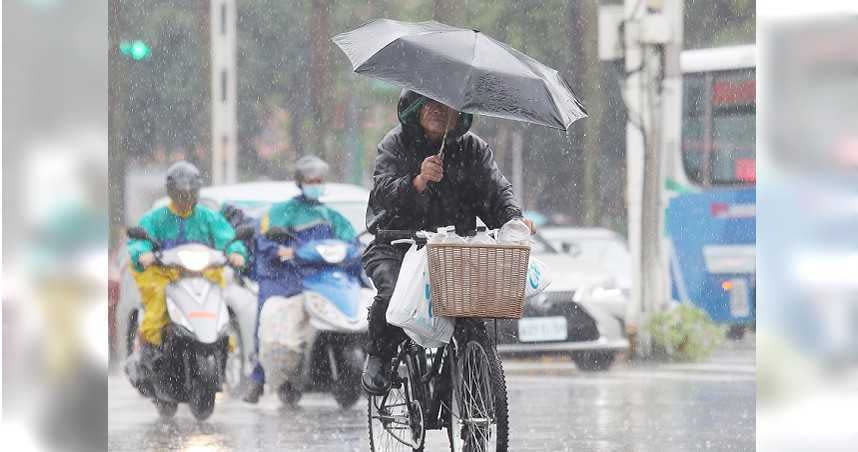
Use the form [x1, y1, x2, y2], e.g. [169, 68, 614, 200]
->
[365, 90, 523, 241]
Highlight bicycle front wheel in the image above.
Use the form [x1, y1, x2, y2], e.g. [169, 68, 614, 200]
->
[368, 374, 425, 452]
[447, 324, 509, 452]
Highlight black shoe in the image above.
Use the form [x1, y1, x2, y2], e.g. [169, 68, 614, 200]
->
[241, 381, 265, 404]
[361, 355, 391, 395]
[243, 381, 265, 404]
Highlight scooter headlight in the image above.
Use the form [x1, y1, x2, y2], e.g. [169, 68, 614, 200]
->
[316, 244, 348, 264]
[177, 248, 211, 272]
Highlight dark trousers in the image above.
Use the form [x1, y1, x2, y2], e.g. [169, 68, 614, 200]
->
[362, 243, 408, 359]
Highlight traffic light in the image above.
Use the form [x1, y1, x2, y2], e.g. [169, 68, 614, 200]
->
[119, 40, 151, 61]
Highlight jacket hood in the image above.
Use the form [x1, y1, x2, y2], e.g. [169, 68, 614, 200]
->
[397, 89, 473, 144]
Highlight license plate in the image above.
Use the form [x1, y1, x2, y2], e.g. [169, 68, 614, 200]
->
[518, 316, 568, 342]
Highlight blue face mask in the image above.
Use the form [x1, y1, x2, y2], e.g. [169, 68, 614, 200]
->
[302, 183, 325, 200]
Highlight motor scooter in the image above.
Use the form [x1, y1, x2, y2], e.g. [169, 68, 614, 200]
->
[125, 225, 254, 420]
[260, 226, 372, 409]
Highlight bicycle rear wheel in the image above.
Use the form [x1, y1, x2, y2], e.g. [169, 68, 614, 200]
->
[447, 324, 509, 452]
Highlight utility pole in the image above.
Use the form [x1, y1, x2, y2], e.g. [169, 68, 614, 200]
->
[569, 0, 602, 227]
[210, 0, 238, 184]
[309, 0, 330, 162]
[602, 0, 682, 356]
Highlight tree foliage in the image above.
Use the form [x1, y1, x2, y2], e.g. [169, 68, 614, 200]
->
[113, 0, 755, 229]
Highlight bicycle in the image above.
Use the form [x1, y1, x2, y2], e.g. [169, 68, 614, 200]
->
[367, 230, 510, 452]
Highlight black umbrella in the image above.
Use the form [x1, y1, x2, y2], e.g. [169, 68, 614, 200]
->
[332, 19, 587, 131]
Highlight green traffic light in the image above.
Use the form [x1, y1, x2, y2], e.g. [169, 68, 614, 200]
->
[119, 40, 151, 61]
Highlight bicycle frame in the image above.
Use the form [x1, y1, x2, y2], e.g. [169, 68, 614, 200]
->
[380, 317, 491, 434]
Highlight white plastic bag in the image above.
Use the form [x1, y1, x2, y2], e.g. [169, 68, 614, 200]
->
[386, 243, 454, 347]
[525, 256, 552, 298]
[498, 218, 531, 245]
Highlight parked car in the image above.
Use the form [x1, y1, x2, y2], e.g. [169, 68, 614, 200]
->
[112, 181, 372, 395]
[493, 228, 631, 371]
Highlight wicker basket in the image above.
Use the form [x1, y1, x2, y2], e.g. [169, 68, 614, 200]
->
[426, 242, 530, 319]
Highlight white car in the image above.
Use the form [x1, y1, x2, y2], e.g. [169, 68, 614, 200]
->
[114, 181, 371, 395]
[494, 228, 631, 371]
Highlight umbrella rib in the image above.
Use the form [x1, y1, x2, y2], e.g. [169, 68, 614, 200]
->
[493, 37, 569, 128]
[540, 71, 572, 129]
[470, 35, 568, 128]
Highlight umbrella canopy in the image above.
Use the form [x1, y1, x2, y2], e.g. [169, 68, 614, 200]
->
[332, 19, 587, 130]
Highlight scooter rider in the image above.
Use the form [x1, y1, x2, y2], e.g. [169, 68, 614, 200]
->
[361, 90, 535, 395]
[243, 155, 358, 403]
[128, 161, 248, 369]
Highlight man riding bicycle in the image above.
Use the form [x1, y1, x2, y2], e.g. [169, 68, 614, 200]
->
[361, 89, 535, 395]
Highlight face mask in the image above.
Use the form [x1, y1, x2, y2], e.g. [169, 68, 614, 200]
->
[302, 183, 325, 200]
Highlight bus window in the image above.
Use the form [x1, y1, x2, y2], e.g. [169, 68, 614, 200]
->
[682, 68, 756, 186]
[681, 74, 707, 184]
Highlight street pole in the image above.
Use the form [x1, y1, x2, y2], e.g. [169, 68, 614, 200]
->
[210, 0, 238, 184]
[619, 0, 683, 357]
[108, 0, 126, 249]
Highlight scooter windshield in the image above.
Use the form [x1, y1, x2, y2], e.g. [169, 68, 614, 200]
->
[295, 239, 360, 265]
[160, 243, 227, 272]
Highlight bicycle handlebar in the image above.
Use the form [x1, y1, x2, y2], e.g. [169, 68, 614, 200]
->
[376, 229, 417, 244]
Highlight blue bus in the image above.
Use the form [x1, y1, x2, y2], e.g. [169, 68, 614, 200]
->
[664, 45, 756, 334]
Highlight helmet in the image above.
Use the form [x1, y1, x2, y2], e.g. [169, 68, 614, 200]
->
[295, 155, 329, 184]
[165, 161, 202, 204]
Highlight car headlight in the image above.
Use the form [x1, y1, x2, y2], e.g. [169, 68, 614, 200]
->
[528, 292, 552, 311]
[573, 284, 623, 303]
[177, 249, 211, 272]
[316, 244, 348, 264]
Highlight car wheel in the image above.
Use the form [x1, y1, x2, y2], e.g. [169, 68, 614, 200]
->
[573, 351, 616, 372]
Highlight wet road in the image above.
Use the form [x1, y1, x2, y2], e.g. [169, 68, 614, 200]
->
[109, 341, 755, 451]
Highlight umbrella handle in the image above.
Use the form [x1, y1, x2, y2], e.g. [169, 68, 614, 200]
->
[437, 127, 449, 160]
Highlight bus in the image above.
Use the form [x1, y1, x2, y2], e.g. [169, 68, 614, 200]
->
[663, 45, 756, 335]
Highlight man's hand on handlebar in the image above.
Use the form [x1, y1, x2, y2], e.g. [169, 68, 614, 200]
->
[228, 253, 246, 268]
[277, 246, 295, 260]
[139, 252, 156, 268]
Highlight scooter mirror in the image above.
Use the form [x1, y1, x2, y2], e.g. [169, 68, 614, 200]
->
[127, 226, 151, 241]
[127, 226, 162, 250]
